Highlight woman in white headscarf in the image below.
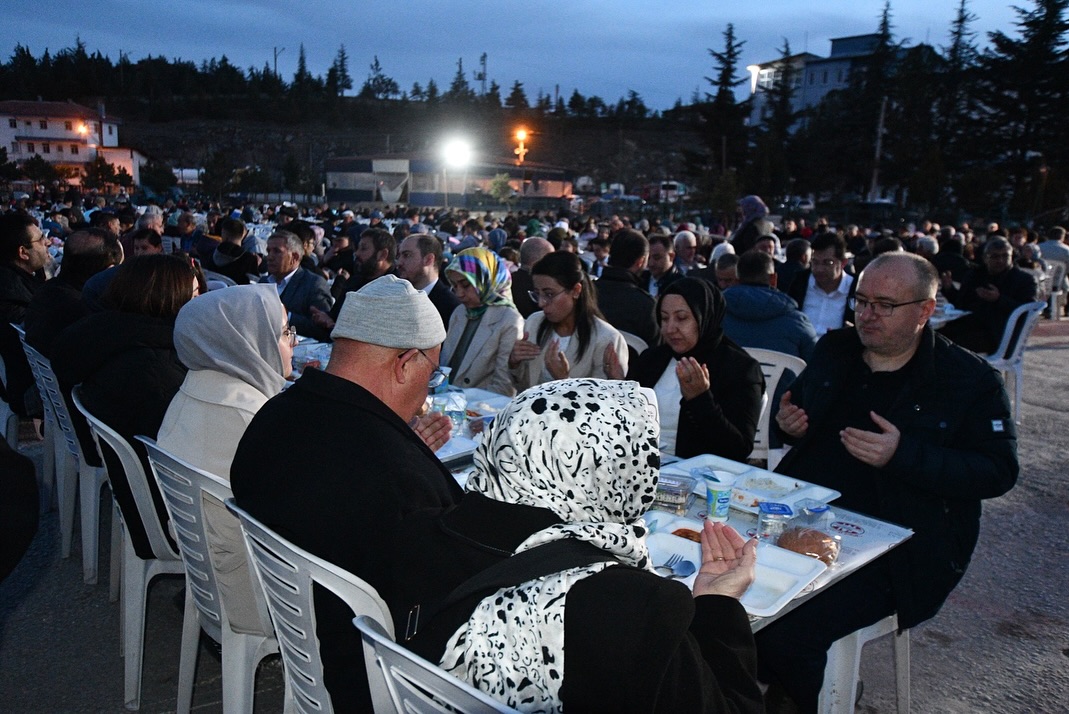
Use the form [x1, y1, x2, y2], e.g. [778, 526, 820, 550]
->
[385, 378, 762, 713]
[156, 283, 294, 633]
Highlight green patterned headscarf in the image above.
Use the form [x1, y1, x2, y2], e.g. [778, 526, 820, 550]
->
[446, 247, 515, 318]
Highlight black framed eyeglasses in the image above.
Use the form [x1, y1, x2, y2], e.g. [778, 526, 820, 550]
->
[849, 296, 929, 317]
[412, 348, 448, 388]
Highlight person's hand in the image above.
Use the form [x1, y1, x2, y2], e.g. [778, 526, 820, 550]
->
[545, 338, 571, 380]
[976, 284, 1000, 302]
[337, 268, 350, 282]
[939, 270, 954, 289]
[676, 356, 710, 401]
[603, 343, 625, 380]
[840, 411, 900, 467]
[310, 306, 335, 330]
[775, 390, 809, 439]
[508, 331, 541, 368]
[692, 521, 757, 599]
[413, 411, 452, 452]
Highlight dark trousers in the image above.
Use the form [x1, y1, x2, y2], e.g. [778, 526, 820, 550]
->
[754, 559, 895, 713]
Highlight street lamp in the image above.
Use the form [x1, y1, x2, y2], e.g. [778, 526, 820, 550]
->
[514, 128, 529, 165]
[442, 138, 472, 210]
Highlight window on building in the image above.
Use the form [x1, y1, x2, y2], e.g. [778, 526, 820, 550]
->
[9, 142, 18, 155]
[27, 142, 35, 154]
[809, 73, 815, 85]
[107, 125, 114, 136]
[822, 71, 828, 84]
[65, 120, 73, 131]
[7, 119, 14, 129]
[42, 143, 50, 154]
[70, 144, 79, 155]
[56, 144, 63, 153]
[39, 120, 47, 129]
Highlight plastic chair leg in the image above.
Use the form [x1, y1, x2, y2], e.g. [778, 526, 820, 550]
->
[80, 459, 102, 584]
[177, 590, 199, 714]
[222, 630, 264, 714]
[894, 628, 910, 714]
[122, 537, 147, 710]
[109, 503, 121, 602]
[56, 447, 77, 559]
[37, 415, 55, 514]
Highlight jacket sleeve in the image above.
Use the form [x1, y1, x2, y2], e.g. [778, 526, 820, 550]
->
[885, 365, 1018, 501]
[563, 569, 763, 714]
[678, 352, 764, 460]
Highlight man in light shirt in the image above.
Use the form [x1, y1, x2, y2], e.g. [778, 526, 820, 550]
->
[395, 234, 459, 330]
[785, 233, 855, 336]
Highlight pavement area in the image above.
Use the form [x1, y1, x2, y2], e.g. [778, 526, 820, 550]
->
[1, 320, 1068, 713]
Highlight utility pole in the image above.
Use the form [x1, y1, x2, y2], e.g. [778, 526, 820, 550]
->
[273, 47, 285, 79]
[868, 96, 888, 202]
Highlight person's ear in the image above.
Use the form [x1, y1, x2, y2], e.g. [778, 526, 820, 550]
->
[769, 272, 779, 288]
[394, 348, 417, 384]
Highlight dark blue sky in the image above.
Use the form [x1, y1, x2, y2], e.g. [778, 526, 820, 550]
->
[4, 1, 1017, 109]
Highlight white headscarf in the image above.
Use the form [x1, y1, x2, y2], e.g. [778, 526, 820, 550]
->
[444, 378, 661, 712]
[173, 284, 288, 399]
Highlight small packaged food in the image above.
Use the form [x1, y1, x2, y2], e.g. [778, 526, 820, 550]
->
[652, 473, 698, 515]
[756, 502, 794, 541]
[777, 527, 841, 565]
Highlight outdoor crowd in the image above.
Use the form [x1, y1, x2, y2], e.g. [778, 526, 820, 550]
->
[0, 186, 1051, 712]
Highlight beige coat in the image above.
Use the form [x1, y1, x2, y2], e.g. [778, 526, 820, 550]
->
[156, 369, 272, 635]
[512, 313, 629, 392]
[440, 304, 524, 396]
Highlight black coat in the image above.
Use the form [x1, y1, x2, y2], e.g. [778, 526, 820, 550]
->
[941, 265, 1038, 354]
[775, 327, 1018, 628]
[0, 263, 44, 415]
[427, 277, 461, 331]
[510, 266, 538, 318]
[595, 265, 659, 347]
[385, 493, 764, 714]
[24, 275, 90, 358]
[628, 338, 764, 460]
[51, 310, 187, 558]
[230, 368, 462, 712]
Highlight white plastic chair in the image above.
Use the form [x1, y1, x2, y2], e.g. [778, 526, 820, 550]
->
[138, 437, 283, 714]
[18, 329, 116, 587]
[8, 324, 53, 515]
[818, 613, 910, 714]
[985, 301, 1045, 423]
[617, 330, 649, 356]
[72, 387, 184, 711]
[742, 347, 807, 469]
[226, 499, 394, 714]
[355, 615, 521, 714]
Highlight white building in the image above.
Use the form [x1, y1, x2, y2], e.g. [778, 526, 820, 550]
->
[747, 34, 883, 128]
[0, 99, 144, 185]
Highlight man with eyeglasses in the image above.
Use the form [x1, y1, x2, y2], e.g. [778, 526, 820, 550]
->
[230, 275, 462, 712]
[939, 236, 1039, 354]
[756, 253, 1018, 712]
[785, 233, 856, 337]
[0, 212, 52, 416]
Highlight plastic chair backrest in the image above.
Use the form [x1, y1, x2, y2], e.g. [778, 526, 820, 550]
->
[354, 615, 521, 714]
[225, 498, 394, 714]
[989, 301, 1046, 365]
[618, 330, 649, 356]
[742, 347, 807, 457]
[138, 436, 275, 643]
[71, 386, 178, 561]
[12, 325, 72, 453]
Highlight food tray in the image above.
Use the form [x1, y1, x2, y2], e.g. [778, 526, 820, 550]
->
[461, 388, 512, 415]
[662, 454, 840, 514]
[645, 517, 827, 618]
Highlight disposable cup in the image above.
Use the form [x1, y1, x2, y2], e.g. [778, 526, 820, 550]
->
[704, 471, 736, 522]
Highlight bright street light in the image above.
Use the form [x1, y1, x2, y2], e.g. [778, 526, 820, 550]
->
[443, 139, 472, 169]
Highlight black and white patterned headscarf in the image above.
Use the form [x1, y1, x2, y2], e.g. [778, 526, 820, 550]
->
[444, 378, 661, 712]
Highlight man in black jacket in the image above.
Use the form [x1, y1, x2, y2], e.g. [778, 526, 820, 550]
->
[395, 234, 459, 330]
[0, 213, 51, 416]
[231, 275, 461, 713]
[595, 229, 658, 348]
[785, 232, 855, 337]
[642, 233, 684, 297]
[758, 253, 1018, 711]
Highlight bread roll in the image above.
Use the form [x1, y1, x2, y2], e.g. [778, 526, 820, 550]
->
[777, 527, 840, 565]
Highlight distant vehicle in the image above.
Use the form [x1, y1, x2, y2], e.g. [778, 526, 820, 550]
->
[641, 181, 689, 204]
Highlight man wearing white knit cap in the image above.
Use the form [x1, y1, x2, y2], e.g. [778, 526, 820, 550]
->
[231, 274, 463, 712]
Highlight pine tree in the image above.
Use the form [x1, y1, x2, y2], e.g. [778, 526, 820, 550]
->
[444, 58, 476, 103]
[359, 56, 400, 100]
[701, 24, 749, 180]
[505, 81, 529, 110]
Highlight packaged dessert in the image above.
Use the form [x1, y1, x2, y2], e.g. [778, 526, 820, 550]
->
[652, 473, 698, 516]
[756, 502, 794, 541]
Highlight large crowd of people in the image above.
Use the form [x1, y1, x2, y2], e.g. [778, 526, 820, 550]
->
[0, 187, 1044, 712]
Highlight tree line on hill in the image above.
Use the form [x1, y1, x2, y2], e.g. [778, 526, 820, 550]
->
[1, 0, 1066, 224]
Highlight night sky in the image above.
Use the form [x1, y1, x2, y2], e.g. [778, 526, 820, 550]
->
[4, 1, 1020, 109]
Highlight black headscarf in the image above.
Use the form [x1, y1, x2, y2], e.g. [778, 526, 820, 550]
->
[657, 277, 725, 359]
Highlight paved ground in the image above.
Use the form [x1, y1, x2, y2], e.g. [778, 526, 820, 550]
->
[1, 321, 1067, 713]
